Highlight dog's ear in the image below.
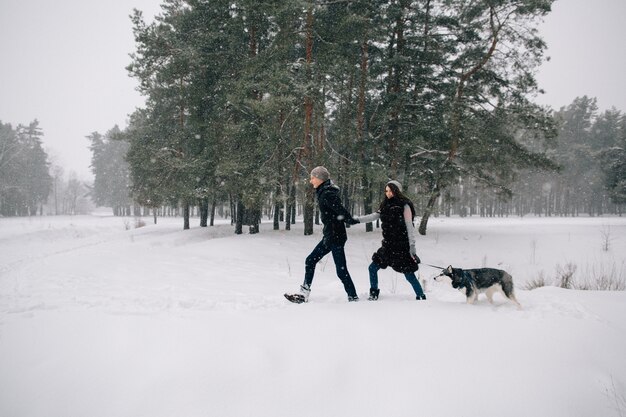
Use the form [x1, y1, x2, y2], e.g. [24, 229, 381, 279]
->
[446, 265, 453, 274]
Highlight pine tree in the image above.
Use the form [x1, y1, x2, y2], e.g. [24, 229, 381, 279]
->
[598, 109, 626, 205]
[88, 127, 132, 215]
[0, 120, 52, 216]
[414, 0, 557, 233]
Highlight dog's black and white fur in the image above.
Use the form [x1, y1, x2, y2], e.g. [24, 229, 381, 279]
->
[435, 265, 521, 308]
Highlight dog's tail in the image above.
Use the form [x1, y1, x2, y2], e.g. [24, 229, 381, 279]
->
[502, 273, 516, 298]
[502, 272, 522, 308]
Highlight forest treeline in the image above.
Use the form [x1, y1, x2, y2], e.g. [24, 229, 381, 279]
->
[117, 0, 624, 234]
[2, 1, 625, 232]
[437, 96, 626, 218]
[0, 120, 93, 217]
[124, 0, 563, 235]
[86, 94, 625, 228]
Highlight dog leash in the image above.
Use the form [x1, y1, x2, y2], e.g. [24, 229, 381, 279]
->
[424, 263, 446, 270]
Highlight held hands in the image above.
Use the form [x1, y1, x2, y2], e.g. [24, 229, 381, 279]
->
[345, 217, 360, 225]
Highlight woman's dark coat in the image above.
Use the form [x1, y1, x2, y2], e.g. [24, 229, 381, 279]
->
[372, 197, 419, 274]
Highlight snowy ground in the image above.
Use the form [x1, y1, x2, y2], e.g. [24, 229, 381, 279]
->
[1, 213, 626, 417]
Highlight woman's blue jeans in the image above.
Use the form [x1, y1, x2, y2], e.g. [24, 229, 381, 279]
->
[368, 261, 425, 297]
[304, 240, 358, 298]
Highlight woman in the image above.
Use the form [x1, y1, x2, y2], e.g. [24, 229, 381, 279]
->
[354, 180, 426, 301]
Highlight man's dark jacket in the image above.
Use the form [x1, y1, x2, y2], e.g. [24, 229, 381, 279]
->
[316, 180, 354, 246]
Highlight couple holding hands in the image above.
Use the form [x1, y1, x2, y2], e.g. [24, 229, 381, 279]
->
[286, 166, 426, 304]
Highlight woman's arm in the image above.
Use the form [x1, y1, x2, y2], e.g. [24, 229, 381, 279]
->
[355, 212, 380, 224]
[403, 204, 417, 256]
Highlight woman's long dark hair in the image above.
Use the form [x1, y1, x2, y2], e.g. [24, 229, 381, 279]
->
[378, 182, 416, 219]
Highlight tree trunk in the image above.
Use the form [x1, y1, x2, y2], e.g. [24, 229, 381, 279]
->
[209, 196, 216, 226]
[304, 185, 314, 236]
[302, 5, 315, 236]
[235, 199, 244, 234]
[363, 176, 373, 232]
[199, 198, 209, 227]
[285, 182, 294, 231]
[248, 207, 261, 234]
[273, 185, 281, 230]
[387, 0, 408, 176]
[357, 27, 373, 233]
[183, 202, 190, 230]
[418, 183, 440, 235]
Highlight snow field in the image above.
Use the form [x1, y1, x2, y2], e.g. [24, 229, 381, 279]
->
[1, 214, 626, 417]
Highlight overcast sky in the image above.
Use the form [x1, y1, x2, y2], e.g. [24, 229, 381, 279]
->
[1, 0, 625, 181]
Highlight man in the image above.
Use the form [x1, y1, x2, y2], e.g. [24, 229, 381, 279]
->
[284, 166, 359, 303]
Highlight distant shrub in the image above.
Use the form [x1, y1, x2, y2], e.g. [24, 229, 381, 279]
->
[556, 263, 577, 289]
[123, 217, 146, 230]
[544, 262, 626, 291]
[524, 272, 547, 290]
[600, 225, 614, 252]
[524, 262, 625, 292]
[575, 262, 626, 291]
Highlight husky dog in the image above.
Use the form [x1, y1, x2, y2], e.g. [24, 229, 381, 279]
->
[434, 265, 521, 308]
